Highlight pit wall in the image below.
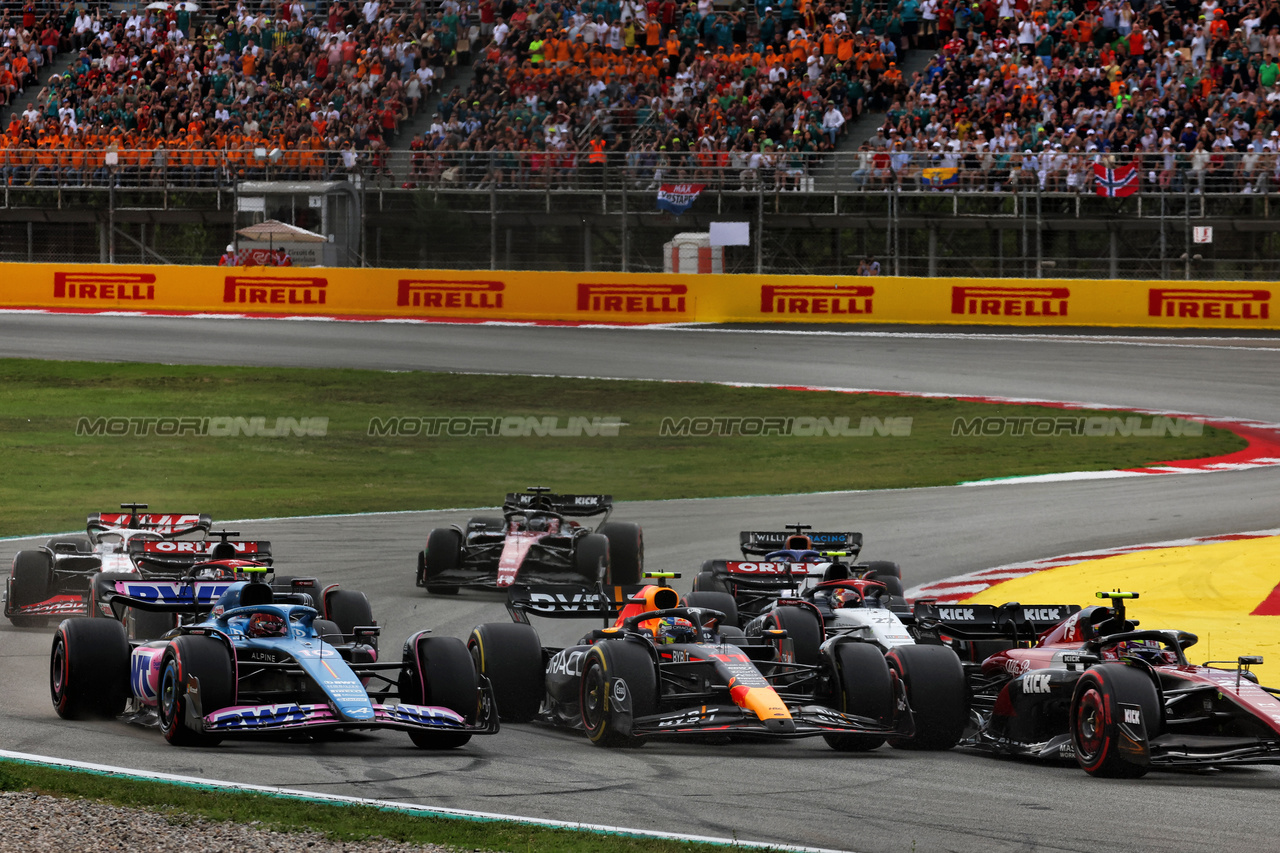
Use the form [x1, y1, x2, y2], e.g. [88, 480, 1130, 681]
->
[2, 264, 1274, 328]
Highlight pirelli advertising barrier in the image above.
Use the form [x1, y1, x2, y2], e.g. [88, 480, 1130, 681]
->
[3, 264, 1276, 329]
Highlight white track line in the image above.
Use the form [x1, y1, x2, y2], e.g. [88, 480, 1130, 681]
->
[0, 750, 854, 853]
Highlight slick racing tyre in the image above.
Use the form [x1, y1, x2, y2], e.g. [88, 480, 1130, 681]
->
[127, 608, 176, 641]
[764, 606, 822, 667]
[581, 640, 656, 747]
[10, 550, 53, 625]
[401, 635, 479, 748]
[325, 589, 375, 647]
[158, 635, 235, 747]
[313, 618, 344, 645]
[50, 618, 130, 719]
[683, 591, 739, 631]
[599, 522, 643, 585]
[468, 622, 544, 722]
[886, 644, 968, 750]
[46, 536, 92, 553]
[422, 528, 463, 595]
[692, 567, 730, 595]
[573, 534, 611, 584]
[1071, 664, 1161, 778]
[859, 560, 902, 579]
[823, 641, 893, 752]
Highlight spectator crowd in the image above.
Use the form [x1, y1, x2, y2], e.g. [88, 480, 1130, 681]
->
[0, 0, 1275, 193]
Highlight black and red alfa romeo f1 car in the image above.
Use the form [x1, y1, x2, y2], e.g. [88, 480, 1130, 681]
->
[917, 591, 1280, 777]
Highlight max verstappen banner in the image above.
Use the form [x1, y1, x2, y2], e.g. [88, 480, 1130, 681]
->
[656, 183, 706, 215]
[2, 264, 1277, 329]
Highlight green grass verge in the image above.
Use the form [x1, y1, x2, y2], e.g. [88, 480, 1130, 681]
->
[0, 359, 1245, 537]
[0, 759, 748, 852]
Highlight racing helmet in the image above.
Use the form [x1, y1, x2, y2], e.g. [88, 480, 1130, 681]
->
[246, 612, 288, 638]
[829, 587, 860, 609]
[652, 616, 695, 644]
[1108, 638, 1176, 665]
[526, 515, 551, 532]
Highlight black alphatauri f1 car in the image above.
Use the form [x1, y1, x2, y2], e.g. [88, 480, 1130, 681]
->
[416, 487, 643, 594]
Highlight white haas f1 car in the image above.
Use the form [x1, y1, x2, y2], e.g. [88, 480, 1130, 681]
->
[692, 524, 906, 625]
[5, 504, 270, 628]
[417, 487, 643, 594]
[917, 591, 1280, 777]
[50, 565, 497, 748]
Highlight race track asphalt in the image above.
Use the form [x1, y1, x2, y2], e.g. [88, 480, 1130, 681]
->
[1, 313, 1278, 853]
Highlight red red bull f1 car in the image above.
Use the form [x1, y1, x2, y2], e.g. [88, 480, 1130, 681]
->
[918, 591, 1280, 777]
[464, 573, 966, 751]
[416, 487, 643, 594]
[50, 564, 497, 748]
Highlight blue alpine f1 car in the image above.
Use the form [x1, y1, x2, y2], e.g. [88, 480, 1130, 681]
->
[50, 564, 497, 748]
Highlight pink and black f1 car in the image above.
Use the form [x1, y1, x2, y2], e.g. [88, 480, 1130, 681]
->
[917, 591, 1280, 777]
[464, 574, 965, 751]
[50, 564, 497, 748]
[416, 487, 643, 594]
[4, 504, 273, 627]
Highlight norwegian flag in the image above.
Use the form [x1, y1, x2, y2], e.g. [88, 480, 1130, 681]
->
[1094, 163, 1139, 197]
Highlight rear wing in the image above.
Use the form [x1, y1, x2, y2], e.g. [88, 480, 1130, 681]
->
[98, 577, 236, 618]
[506, 583, 644, 623]
[739, 530, 862, 558]
[88, 511, 212, 538]
[128, 539, 272, 566]
[503, 491, 613, 517]
[705, 559, 825, 588]
[911, 600, 1082, 643]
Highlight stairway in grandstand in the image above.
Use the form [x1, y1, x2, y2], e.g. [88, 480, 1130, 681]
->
[0, 49, 78, 138]
[385, 53, 479, 183]
[839, 41, 937, 150]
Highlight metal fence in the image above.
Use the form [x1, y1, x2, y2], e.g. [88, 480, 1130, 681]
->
[0, 148, 1278, 280]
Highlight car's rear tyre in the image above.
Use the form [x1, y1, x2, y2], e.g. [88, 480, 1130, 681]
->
[46, 536, 93, 553]
[581, 640, 656, 747]
[158, 635, 235, 747]
[50, 618, 130, 719]
[468, 622, 544, 723]
[422, 528, 462, 595]
[127, 608, 176, 641]
[886, 644, 968, 750]
[313, 618, 344, 645]
[401, 635, 478, 749]
[683, 591, 739, 631]
[823, 642, 893, 752]
[599, 522, 643, 585]
[1071, 664, 1161, 778]
[325, 589, 375, 642]
[11, 551, 53, 620]
[573, 534, 610, 584]
[859, 560, 902, 579]
[692, 569, 730, 595]
[765, 606, 822, 666]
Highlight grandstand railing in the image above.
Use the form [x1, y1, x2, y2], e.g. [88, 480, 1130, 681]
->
[0, 148, 1274, 199]
[1, 149, 1279, 280]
